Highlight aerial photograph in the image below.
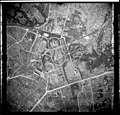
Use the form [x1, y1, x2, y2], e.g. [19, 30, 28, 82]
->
[5, 3, 114, 112]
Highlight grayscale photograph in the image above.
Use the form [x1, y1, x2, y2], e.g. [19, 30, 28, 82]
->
[4, 3, 115, 112]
